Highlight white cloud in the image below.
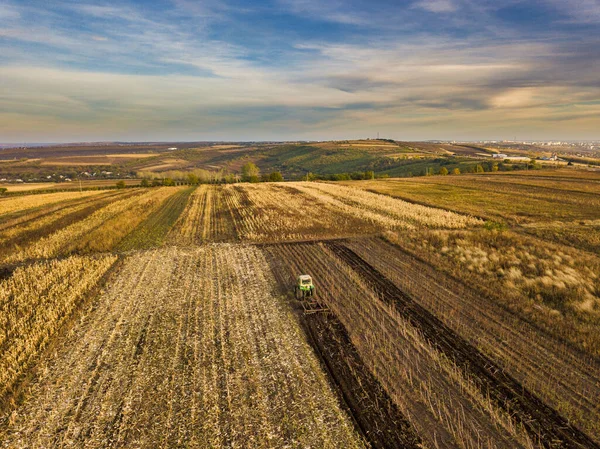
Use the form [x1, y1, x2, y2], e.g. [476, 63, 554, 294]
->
[276, 0, 369, 25]
[412, 0, 457, 13]
[545, 0, 600, 23]
[0, 0, 599, 141]
[0, 3, 20, 20]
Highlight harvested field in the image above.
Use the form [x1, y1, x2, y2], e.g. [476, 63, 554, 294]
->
[167, 186, 236, 244]
[294, 182, 480, 228]
[345, 237, 600, 441]
[0, 183, 62, 192]
[0, 246, 365, 449]
[224, 183, 380, 240]
[118, 187, 194, 250]
[222, 182, 479, 242]
[0, 254, 117, 407]
[2, 188, 181, 263]
[266, 241, 600, 448]
[167, 182, 478, 244]
[0, 190, 136, 256]
[0, 190, 106, 218]
[345, 172, 600, 223]
[2, 170, 600, 448]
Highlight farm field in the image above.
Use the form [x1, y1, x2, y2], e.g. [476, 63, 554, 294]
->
[1, 172, 600, 448]
[0, 183, 63, 192]
[0, 140, 524, 181]
[341, 170, 600, 223]
[1, 247, 364, 448]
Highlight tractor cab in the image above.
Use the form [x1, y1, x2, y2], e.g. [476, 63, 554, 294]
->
[294, 274, 315, 299]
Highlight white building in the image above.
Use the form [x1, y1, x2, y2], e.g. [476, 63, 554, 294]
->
[492, 153, 508, 158]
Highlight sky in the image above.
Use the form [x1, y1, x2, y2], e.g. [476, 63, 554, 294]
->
[0, 0, 599, 142]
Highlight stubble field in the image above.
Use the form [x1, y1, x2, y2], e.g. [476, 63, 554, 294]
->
[1, 172, 599, 449]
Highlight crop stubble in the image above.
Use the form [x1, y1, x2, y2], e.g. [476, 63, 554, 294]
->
[266, 241, 599, 449]
[2, 178, 598, 449]
[0, 246, 365, 449]
[0, 254, 117, 408]
[345, 237, 600, 442]
[327, 241, 598, 449]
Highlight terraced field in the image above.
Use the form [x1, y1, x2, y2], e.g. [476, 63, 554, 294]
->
[1, 174, 599, 449]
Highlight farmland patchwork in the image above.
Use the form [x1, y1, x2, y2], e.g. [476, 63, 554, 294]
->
[1, 177, 599, 448]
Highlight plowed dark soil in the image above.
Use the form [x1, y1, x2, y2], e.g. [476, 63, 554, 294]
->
[326, 240, 599, 449]
[266, 247, 422, 449]
[304, 313, 422, 449]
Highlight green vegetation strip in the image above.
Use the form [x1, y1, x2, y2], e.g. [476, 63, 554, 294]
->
[117, 187, 195, 251]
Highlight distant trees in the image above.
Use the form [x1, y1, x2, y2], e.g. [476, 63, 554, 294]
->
[137, 168, 231, 184]
[140, 179, 150, 187]
[242, 162, 260, 183]
[476, 164, 485, 173]
[268, 172, 284, 182]
[163, 178, 176, 186]
[439, 167, 449, 176]
[187, 173, 200, 185]
[0, 187, 7, 195]
[452, 168, 461, 175]
[116, 180, 126, 189]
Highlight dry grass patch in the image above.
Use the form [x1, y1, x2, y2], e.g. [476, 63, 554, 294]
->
[384, 228, 600, 355]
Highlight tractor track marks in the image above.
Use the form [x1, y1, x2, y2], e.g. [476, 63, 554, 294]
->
[265, 244, 424, 449]
[345, 237, 600, 439]
[326, 241, 599, 449]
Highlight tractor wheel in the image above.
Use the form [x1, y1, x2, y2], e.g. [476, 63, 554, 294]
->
[294, 286, 299, 300]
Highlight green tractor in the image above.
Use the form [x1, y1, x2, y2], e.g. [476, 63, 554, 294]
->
[294, 274, 315, 299]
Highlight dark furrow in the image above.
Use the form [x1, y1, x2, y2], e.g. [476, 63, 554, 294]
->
[326, 241, 599, 449]
[263, 244, 423, 449]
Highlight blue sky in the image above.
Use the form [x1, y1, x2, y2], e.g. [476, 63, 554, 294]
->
[1, 0, 599, 142]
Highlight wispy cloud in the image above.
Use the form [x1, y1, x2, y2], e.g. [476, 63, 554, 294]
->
[276, 0, 370, 25]
[412, 0, 457, 13]
[0, 3, 20, 20]
[544, 0, 600, 23]
[0, 0, 598, 141]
